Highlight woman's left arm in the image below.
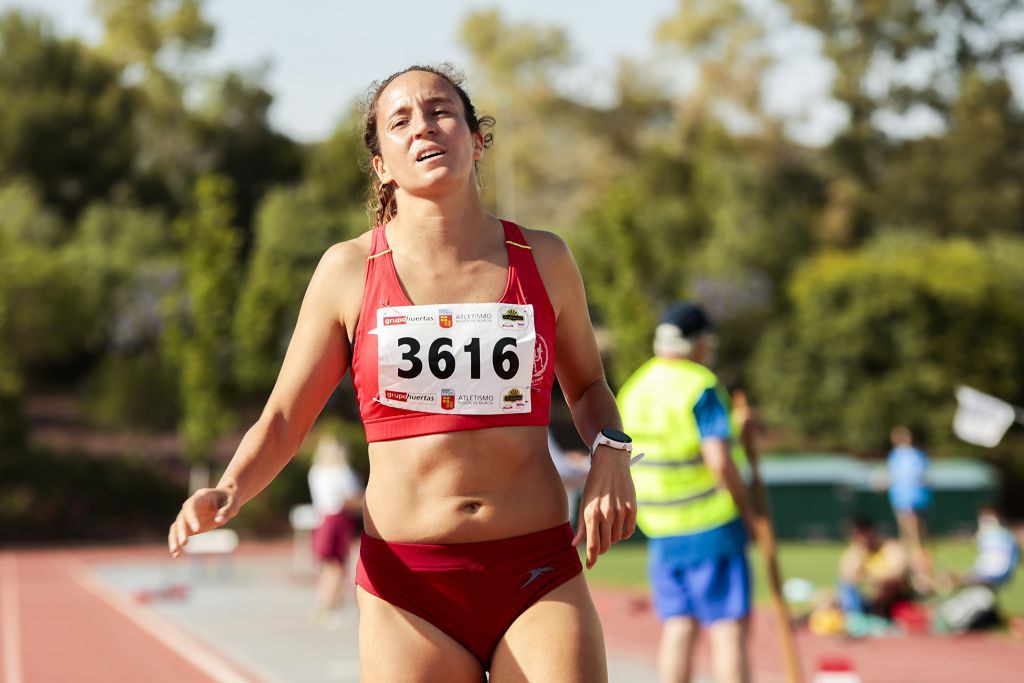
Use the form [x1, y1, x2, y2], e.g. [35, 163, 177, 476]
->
[531, 230, 636, 568]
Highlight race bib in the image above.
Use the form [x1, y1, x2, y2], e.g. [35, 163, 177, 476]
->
[373, 303, 535, 415]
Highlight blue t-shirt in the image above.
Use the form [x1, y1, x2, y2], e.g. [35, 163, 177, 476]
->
[647, 387, 743, 565]
[888, 446, 930, 511]
[694, 387, 731, 440]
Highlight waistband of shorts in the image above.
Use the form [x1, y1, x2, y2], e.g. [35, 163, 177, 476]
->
[360, 523, 574, 564]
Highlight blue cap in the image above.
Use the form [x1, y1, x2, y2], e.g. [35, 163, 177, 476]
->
[659, 302, 714, 339]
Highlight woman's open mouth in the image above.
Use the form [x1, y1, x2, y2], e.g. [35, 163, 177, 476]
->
[416, 147, 446, 162]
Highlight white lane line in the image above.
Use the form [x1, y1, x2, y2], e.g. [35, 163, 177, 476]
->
[74, 568, 265, 683]
[0, 554, 24, 683]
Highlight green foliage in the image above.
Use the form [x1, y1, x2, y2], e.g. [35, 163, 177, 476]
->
[304, 113, 371, 217]
[68, 202, 176, 347]
[752, 235, 1024, 451]
[0, 183, 97, 375]
[92, 0, 214, 67]
[0, 294, 24, 446]
[83, 352, 180, 431]
[193, 70, 304, 234]
[656, 0, 770, 120]
[784, 0, 1024, 244]
[163, 175, 241, 463]
[0, 444, 183, 542]
[459, 8, 570, 87]
[0, 11, 137, 219]
[574, 180, 679, 386]
[879, 73, 1024, 238]
[460, 8, 647, 231]
[234, 184, 363, 393]
[575, 125, 818, 388]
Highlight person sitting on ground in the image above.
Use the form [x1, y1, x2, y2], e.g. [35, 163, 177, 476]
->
[837, 518, 911, 619]
[969, 506, 1019, 589]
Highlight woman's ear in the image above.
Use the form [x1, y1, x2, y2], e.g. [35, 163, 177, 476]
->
[471, 131, 485, 161]
[372, 155, 392, 184]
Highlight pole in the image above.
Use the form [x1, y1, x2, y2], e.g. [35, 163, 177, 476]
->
[734, 391, 804, 683]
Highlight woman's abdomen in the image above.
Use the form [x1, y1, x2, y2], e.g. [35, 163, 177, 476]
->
[363, 425, 571, 543]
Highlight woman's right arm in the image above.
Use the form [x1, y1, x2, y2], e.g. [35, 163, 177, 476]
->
[169, 241, 366, 557]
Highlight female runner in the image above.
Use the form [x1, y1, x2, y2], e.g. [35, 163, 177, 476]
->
[168, 64, 636, 682]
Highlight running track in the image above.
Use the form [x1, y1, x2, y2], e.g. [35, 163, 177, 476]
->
[596, 589, 1024, 683]
[0, 548, 265, 683]
[4, 544, 1023, 682]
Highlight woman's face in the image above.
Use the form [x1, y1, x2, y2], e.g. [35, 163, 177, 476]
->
[372, 71, 484, 198]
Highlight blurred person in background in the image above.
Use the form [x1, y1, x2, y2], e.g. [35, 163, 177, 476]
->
[938, 505, 1020, 592]
[837, 518, 910, 619]
[969, 505, 1019, 588]
[887, 425, 932, 591]
[618, 302, 755, 683]
[308, 434, 364, 627]
[168, 63, 636, 682]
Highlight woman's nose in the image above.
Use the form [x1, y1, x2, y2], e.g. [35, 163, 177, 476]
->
[412, 111, 437, 137]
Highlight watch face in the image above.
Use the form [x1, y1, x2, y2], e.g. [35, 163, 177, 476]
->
[601, 428, 632, 443]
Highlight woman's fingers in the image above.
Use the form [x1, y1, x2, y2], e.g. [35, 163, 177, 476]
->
[169, 489, 232, 558]
[580, 492, 638, 568]
[623, 500, 637, 539]
[185, 504, 202, 533]
[599, 502, 614, 554]
[214, 492, 236, 525]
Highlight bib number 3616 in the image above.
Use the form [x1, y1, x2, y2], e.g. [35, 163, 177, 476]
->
[374, 302, 535, 415]
[396, 336, 519, 380]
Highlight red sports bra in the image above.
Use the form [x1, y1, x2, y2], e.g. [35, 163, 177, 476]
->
[351, 220, 556, 442]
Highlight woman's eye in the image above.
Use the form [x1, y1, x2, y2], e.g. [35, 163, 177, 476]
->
[433, 109, 448, 116]
[391, 119, 409, 129]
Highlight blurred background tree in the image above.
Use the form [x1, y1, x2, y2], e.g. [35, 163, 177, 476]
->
[751, 234, 1024, 450]
[162, 174, 241, 486]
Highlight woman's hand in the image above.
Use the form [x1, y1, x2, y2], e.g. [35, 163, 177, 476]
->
[167, 488, 239, 558]
[572, 446, 637, 568]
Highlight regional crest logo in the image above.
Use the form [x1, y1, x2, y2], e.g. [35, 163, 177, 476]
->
[439, 309, 453, 329]
[440, 389, 456, 410]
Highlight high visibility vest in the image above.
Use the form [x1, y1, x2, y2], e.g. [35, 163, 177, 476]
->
[618, 357, 739, 538]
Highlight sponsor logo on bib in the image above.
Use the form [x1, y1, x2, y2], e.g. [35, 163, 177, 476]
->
[384, 390, 408, 402]
[455, 312, 493, 324]
[458, 393, 495, 407]
[439, 309, 453, 328]
[499, 305, 529, 330]
[384, 316, 406, 326]
[501, 387, 528, 411]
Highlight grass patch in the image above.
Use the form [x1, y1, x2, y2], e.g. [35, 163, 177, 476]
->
[586, 539, 1024, 616]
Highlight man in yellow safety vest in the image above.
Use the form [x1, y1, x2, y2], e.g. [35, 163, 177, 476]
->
[618, 302, 755, 683]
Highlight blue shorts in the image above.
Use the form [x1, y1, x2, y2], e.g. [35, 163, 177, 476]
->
[890, 488, 930, 513]
[649, 551, 751, 624]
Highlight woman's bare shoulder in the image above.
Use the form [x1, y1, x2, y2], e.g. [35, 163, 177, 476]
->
[517, 226, 574, 269]
[313, 229, 375, 327]
[319, 230, 375, 279]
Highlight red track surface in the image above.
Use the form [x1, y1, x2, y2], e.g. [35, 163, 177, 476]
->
[595, 588, 1024, 683]
[4, 542, 1023, 683]
[1, 547, 264, 683]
